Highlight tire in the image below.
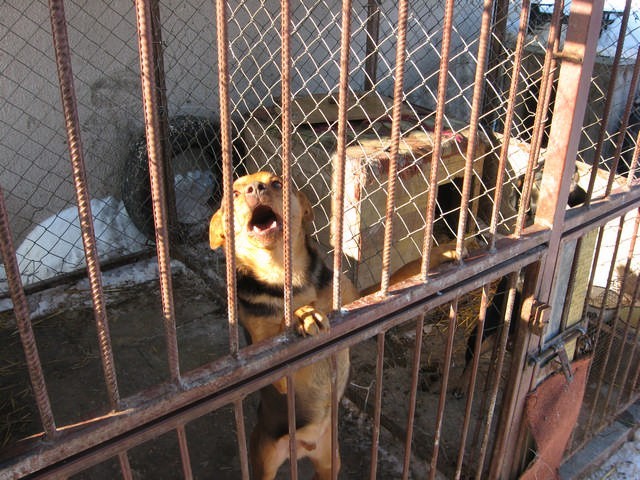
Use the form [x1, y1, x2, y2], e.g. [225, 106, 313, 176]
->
[122, 115, 235, 242]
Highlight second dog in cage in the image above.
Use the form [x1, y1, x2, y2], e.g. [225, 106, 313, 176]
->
[209, 171, 358, 479]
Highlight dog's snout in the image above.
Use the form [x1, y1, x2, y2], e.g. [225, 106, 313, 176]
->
[245, 182, 267, 195]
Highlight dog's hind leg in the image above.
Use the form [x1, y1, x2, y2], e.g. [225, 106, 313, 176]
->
[250, 427, 288, 480]
[307, 424, 340, 480]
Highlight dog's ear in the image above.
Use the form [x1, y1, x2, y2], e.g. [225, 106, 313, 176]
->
[209, 208, 225, 249]
[297, 191, 314, 224]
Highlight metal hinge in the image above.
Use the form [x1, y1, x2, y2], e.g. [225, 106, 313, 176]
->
[527, 324, 588, 383]
[529, 300, 551, 336]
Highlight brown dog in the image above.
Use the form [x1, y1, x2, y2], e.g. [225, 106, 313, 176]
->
[209, 171, 358, 480]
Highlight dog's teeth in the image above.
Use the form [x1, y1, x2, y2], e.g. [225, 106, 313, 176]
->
[270, 220, 277, 228]
[253, 226, 260, 233]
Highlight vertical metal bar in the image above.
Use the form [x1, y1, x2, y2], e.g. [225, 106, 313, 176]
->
[234, 399, 251, 480]
[476, 274, 518, 479]
[489, 0, 530, 249]
[330, 355, 339, 480]
[380, 0, 409, 294]
[626, 129, 640, 185]
[516, 0, 564, 235]
[428, 299, 458, 480]
[369, 333, 385, 480]
[364, 0, 380, 91]
[118, 452, 134, 480]
[454, 283, 491, 480]
[401, 315, 425, 480]
[585, 0, 632, 202]
[214, 0, 240, 355]
[134, 0, 181, 382]
[421, 0, 454, 279]
[0, 188, 56, 437]
[49, 0, 121, 409]
[607, 47, 640, 194]
[332, 0, 353, 311]
[455, 0, 493, 257]
[176, 425, 194, 480]
[286, 375, 298, 480]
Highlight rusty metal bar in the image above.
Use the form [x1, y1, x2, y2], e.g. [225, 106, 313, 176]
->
[176, 425, 193, 480]
[369, 333, 385, 480]
[516, 0, 564, 235]
[428, 299, 458, 480]
[401, 315, 425, 480]
[607, 47, 640, 194]
[455, 0, 493, 257]
[421, 0, 454, 279]
[134, 0, 181, 382]
[286, 375, 298, 480]
[330, 355, 339, 480]
[489, 0, 529, 249]
[214, 0, 240, 355]
[454, 283, 491, 480]
[585, 0, 632, 201]
[332, 0, 353, 311]
[627, 128, 640, 185]
[380, 0, 409, 295]
[363, 0, 380, 91]
[0, 188, 56, 437]
[49, 0, 121, 410]
[234, 399, 251, 480]
[118, 452, 134, 480]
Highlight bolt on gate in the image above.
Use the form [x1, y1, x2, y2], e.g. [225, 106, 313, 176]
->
[2, 0, 640, 478]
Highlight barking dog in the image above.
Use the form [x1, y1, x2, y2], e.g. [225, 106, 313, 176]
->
[209, 172, 358, 480]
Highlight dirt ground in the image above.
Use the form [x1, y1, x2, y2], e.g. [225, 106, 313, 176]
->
[0, 251, 509, 479]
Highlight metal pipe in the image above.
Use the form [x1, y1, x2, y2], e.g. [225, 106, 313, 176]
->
[234, 399, 251, 480]
[176, 425, 194, 480]
[369, 333, 385, 480]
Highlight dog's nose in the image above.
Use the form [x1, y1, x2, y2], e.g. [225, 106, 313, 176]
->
[244, 181, 266, 207]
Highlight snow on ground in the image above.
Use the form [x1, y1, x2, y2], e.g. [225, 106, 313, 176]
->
[585, 430, 640, 480]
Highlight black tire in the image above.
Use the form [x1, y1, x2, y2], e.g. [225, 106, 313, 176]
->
[122, 115, 235, 242]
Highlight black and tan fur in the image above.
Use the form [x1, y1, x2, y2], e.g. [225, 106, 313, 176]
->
[209, 172, 358, 480]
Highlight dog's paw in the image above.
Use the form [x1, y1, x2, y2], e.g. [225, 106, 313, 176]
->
[294, 305, 330, 336]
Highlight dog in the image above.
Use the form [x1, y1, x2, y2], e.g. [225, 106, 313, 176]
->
[209, 171, 358, 480]
[451, 276, 522, 398]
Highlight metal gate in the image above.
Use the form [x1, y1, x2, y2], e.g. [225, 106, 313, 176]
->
[2, 0, 640, 478]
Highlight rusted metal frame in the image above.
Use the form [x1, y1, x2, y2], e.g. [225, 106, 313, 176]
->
[602, 210, 640, 415]
[476, 272, 520, 479]
[607, 48, 640, 193]
[421, 0, 455, 279]
[516, 0, 564, 235]
[453, 283, 491, 480]
[0, 189, 56, 438]
[380, 0, 409, 295]
[285, 375, 298, 480]
[368, 333, 385, 480]
[400, 315, 425, 480]
[332, 0, 353, 312]
[455, 0, 494, 258]
[627, 128, 640, 185]
[428, 299, 459, 480]
[118, 452, 134, 480]
[583, 215, 630, 435]
[489, 0, 530, 249]
[585, 0, 633, 203]
[214, 0, 240, 355]
[5, 244, 547, 479]
[134, 0, 181, 382]
[330, 355, 340, 480]
[48, 0, 122, 409]
[176, 424, 194, 480]
[363, 0, 380, 91]
[234, 399, 251, 480]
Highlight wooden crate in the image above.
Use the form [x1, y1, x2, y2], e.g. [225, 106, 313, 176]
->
[240, 94, 488, 290]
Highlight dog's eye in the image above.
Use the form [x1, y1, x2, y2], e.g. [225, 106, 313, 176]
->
[271, 180, 282, 189]
[233, 190, 240, 198]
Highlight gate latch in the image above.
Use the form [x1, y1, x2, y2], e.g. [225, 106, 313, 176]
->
[527, 324, 587, 383]
[529, 300, 551, 336]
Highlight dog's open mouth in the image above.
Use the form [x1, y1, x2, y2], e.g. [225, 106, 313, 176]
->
[248, 205, 282, 239]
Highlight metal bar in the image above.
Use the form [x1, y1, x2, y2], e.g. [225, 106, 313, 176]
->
[586, 0, 632, 203]
[607, 47, 640, 194]
[49, 0, 120, 410]
[214, 0, 240, 355]
[456, 0, 494, 256]
[332, 0, 353, 311]
[421, 0, 454, 279]
[516, 0, 564, 235]
[454, 283, 491, 480]
[134, 0, 181, 381]
[380, 0, 409, 295]
[369, 333, 385, 480]
[0, 188, 56, 437]
[118, 452, 133, 480]
[234, 399, 251, 480]
[176, 425, 193, 480]
[428, 299, 458, 480]
[401, 315, 425, 480]
[489, 0, 530, 249]
[363, 0, 380, 91]
[626, 128, 640, 185]
[286, 375, 298, 480]
[330, 355, 339, 480]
